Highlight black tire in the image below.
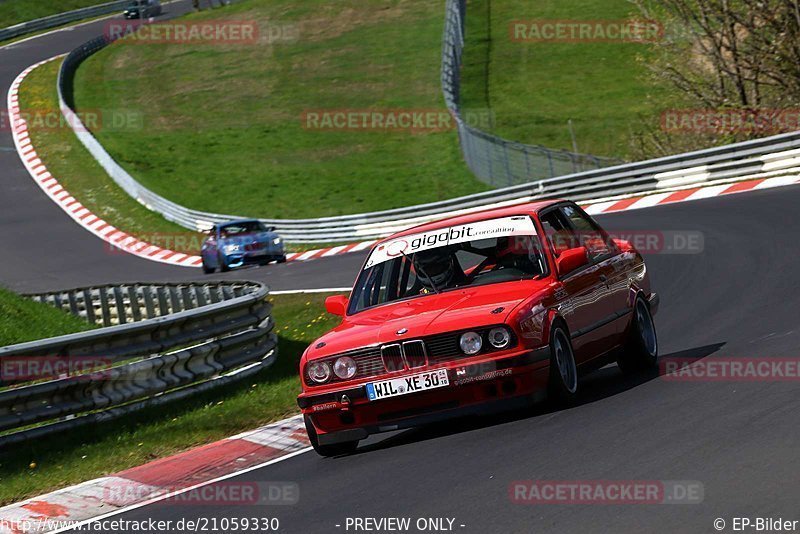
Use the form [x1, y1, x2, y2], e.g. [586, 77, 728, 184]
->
[277, 255, 287, 264]
[201, 260, 214, 274]
[218, 252, 231, 273]
[617, 296, 658, 374]
[304, 415, 358, 457]
[547, 324, 578, 405]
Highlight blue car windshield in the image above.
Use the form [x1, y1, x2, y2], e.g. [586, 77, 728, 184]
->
[219, 222, 267, 237]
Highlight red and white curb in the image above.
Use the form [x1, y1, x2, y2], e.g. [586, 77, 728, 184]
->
[580, 172, 800, 216]
[0, 415, 311, 534]
[7, 57, 374, 269]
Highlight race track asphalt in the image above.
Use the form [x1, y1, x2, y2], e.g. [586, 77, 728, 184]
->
[4, 5, 800, 534]
[61, 185, 800, 533]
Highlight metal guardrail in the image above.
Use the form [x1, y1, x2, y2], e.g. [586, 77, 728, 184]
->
[52, 1, 800, 245]
[0, 282, 276, 448]
[0, 1, 128, 43]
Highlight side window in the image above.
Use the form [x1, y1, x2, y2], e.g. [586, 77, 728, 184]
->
[539, 209, 578, 257]
[561, 205, 611, 262]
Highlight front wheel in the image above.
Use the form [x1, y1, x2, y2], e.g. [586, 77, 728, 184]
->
[547, 324, 578, 405]
[218, 252, 231, 272]
[304, 416, 358, 457]
[617, 296, 658, 374]
[276, 255, 287, 264]
[201, 260, 215, 274]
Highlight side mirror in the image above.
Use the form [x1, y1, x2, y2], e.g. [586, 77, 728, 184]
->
[612, 238, 634, 252]
[556, 247, 589, 276]
[325, 295, 349, 317]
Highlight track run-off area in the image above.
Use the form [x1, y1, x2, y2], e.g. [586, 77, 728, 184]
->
[3, 4, 800, 534]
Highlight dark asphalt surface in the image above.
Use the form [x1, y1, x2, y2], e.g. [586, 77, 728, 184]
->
[68, 185, 800, 533]
[4, 5, 800, 534]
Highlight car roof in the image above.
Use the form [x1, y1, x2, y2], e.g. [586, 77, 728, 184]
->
[375, 199, 565, 244]
[217, 219, 260, 228]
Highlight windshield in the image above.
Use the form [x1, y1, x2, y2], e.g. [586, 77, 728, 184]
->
[219, 221, 267, 237]
[349, 215, 547, 314]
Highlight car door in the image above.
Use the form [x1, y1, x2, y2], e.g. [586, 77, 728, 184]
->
[560, 204, 630, 346]
[540, 206, 618, 364]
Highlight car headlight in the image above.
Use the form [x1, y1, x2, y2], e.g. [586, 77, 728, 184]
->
[272, 237, 282, 245]
[333, 356, 357, 379]
[307, 361, 331, 384]
[488, 327, 511, 349]
[223, 244, 240, 254]
[459, 331, 483, 355]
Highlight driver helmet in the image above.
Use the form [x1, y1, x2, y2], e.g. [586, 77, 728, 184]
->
[415, 248, 455, 289]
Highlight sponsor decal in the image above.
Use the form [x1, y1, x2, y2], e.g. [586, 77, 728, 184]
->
[311, 402, 339, 412]
[453, 368, 512, 386]
[365, 216, 537, 268]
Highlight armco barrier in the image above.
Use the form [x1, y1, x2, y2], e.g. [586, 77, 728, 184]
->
[0, 282, 275, 448]
[50, 2, 800, 244]
[0, 1, 129, 43]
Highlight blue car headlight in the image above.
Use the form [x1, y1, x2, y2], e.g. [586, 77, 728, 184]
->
[272, 237, 282, 246]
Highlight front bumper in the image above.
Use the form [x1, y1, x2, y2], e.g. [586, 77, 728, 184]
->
[300, 347, 551, 445]
[224, 250, 285, 268]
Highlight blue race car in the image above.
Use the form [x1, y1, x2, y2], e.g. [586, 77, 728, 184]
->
[201, 220, 286, 274]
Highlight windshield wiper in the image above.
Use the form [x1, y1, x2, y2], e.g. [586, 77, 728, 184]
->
[401, 251, 440, 294]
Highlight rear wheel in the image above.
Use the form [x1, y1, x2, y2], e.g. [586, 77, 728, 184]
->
[304, 415, 358, 457]
[617, 296, 658, 374]
[547, 324, 578, 405]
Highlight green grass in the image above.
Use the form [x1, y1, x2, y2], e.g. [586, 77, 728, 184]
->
[0, 287, 96, 347]
[20, 60, 205, 254]
[72, 0, 488, 219]
[0, 292, 343, 505]
[459, 0, 682, 159]
[0, 0, 109, 29]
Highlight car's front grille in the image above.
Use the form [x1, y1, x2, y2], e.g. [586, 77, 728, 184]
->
[307, 325, 515, 386]
[245, 242, 266, 251]
[403, 340, 428, 368]
[380, 344, 405, 373]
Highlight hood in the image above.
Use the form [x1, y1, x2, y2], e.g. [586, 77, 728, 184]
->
[307, 280, 548, 360]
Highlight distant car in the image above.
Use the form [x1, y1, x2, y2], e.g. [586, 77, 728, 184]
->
[123, 0, 162, 19]
[201, 220, 286, 274]
[298, 200, 659, 456]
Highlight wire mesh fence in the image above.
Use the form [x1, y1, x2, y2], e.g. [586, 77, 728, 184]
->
[441, 0, 623, 188]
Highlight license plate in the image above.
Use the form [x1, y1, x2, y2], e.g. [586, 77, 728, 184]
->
[365, 369, 449, 401]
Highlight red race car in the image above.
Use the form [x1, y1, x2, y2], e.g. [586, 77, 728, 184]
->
[298, 200, 659, 456]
